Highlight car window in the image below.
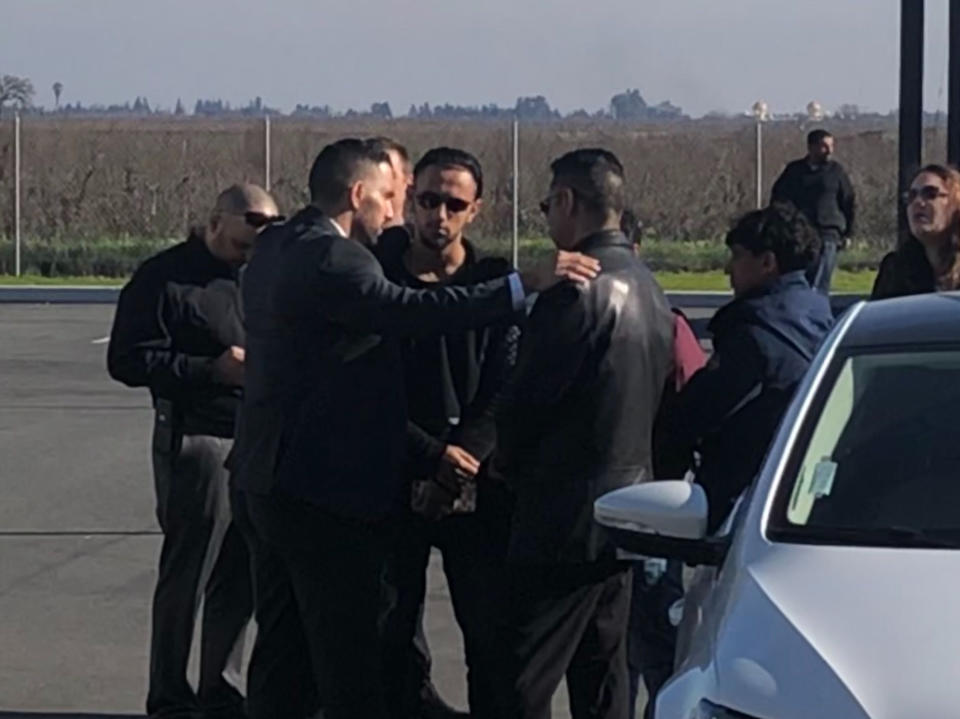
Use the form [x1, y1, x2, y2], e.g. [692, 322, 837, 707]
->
[771, 349, 960, 547]
[786, 359, 856, 525]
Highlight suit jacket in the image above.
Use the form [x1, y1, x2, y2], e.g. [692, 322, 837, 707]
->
[496, 230, 675, 564]
[229, 206, 520, 520]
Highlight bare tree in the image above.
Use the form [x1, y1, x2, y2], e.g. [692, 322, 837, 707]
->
[53, 81, 63, 109]
[0, 74, 35, 116]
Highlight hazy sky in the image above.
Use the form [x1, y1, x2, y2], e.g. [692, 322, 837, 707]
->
[0, 0, 952, 117]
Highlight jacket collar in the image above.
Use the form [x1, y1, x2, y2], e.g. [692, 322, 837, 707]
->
[328, 217, 348, 238]
[737, 269, 810, 302]
[575, 229, 632, 253]
[289, 205, 345, 239]
[187, 226, 206, 245]
[187, 227, 237, 276]
[710, 270, 811, 332]
[805, 158, 834, 171]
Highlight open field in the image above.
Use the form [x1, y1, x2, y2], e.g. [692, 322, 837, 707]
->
[1, 115, 951, 251]
[0, 234, 889, 279]
[652, 269, 876, 293]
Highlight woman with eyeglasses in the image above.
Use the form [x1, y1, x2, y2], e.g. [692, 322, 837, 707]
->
[872, 164, 960, 299]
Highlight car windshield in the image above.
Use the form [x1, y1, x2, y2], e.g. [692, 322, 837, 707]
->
[769, 348, 960, 548]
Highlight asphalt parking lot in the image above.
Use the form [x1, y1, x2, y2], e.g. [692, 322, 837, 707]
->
[0, 303, 592, 717]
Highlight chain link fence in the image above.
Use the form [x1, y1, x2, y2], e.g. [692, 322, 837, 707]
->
[0, 115, 922, 275]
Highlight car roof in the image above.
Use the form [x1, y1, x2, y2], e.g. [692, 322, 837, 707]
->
[841, 292, 960, 348]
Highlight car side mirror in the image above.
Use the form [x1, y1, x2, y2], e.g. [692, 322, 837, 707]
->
[594, 481, 726, 566]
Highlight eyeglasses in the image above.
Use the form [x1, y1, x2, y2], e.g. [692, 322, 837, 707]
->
[241, 211, 285, 228]
[416, 192, 471, 214]
[539, 188, 596, 215]
[903, 186, 950, 204]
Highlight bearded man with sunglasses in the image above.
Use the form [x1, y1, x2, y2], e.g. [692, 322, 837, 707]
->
[375, 147, 518, 719]
[108, 183, 281, 719]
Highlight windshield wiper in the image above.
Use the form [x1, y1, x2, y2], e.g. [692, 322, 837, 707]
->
[773, 525, 960, 549]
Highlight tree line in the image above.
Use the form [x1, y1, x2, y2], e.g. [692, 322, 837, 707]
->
[0, 73, 687, 122]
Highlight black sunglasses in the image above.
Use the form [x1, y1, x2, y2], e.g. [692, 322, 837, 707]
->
[903, 185, 949, 204]
[416, 192, 471, 214]
[540, 188, 591, 215]
[243, 211, 285, 228]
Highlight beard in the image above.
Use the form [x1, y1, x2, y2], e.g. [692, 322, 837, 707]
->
[418, 227, 454, 251]
[353, 219, 381, 248]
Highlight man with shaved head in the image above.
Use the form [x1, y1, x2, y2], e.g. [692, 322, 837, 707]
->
[108, 183, 281, 719]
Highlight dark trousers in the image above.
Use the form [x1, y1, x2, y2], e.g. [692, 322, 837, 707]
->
[627, 560, 683, 719]
[496, 562, 633, 719]
[148, 418, 253, 719]
[231, 489, 320, 719]
[807, 230, 840, 296]
[244, 491, 394, 719]
[382, 482, 512, 719]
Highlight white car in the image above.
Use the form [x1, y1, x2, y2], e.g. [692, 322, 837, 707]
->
[596, 292, 960, 719]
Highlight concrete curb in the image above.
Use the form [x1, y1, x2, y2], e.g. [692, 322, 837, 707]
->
[0, 286, 866, 309]
[0, 286, 122, 303]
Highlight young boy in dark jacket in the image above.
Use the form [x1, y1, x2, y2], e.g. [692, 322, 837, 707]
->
[665, 201, 835, 531]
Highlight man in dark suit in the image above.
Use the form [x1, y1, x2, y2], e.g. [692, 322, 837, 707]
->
[229, 139, 599, 719]
[493, 149, 675, 719]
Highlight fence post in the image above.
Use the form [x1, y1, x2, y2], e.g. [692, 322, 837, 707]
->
[14, 112, 21, 277]
[898, 0, 924, 245]
[264, 115, 272, 192]
[950, 0, 960, 165]
[755, 119, 763, 209]
[512, 118, 519, 268]
[181, 138, 190, 229]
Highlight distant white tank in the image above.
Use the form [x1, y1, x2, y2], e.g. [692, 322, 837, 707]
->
[752, 100, 769, 121]
[807, 100, 824, 122]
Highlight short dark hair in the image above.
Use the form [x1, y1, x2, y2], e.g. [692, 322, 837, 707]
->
[368, 136, 409, 165]
[807, 129, 833, 146]
[308, 138, 391, 207]
[725, 201, 821, 274]
[413, 147, 484, 199]
[620, 208, 641, 245]
[549, 148, 625, 218]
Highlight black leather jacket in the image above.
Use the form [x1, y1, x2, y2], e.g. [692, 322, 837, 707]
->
[496, 230, 675, 564]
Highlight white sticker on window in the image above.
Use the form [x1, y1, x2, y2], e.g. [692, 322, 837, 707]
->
[810, 459, 838, 499]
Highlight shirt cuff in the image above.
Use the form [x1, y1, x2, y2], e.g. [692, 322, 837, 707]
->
[507, 272, 526, 312]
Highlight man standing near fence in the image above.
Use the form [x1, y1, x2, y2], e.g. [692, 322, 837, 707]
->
[771, 129, 856, 295]
[107, 183, 280, 719]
